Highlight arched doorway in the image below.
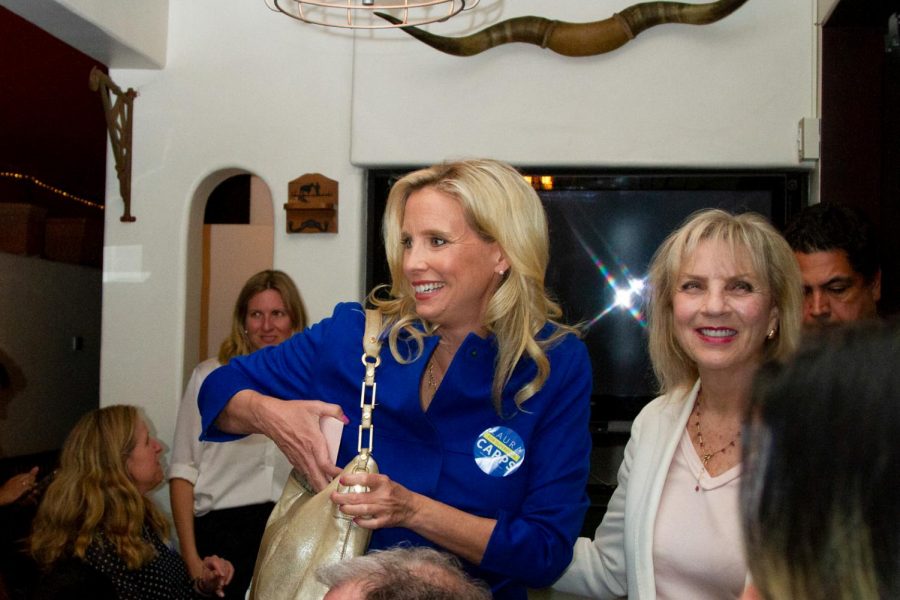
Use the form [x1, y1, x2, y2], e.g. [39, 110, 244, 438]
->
[184, 171, 275, 382]
[200, 174, 275, 361]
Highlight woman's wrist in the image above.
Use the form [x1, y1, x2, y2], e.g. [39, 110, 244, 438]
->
[185, 556, 204, 579]
[402, 489, 427, 531]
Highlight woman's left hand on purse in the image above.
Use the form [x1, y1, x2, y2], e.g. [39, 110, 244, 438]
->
[331, 473, 422, 529]
[330, 472, 495, 565]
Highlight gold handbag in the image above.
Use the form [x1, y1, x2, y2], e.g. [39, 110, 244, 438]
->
[249, 309, 382, 600]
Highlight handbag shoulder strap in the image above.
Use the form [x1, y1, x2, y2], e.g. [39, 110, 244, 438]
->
[358, 309, 382, 456]
[362, 309, 383, 377]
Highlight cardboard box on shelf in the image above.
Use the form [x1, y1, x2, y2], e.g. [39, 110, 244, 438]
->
[44, 217, 103, 267]
[0, 202, 47, 256]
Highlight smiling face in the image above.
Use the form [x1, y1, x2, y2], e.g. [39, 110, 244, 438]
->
[795, 250, 880, 327]
[244, 289, 294, 350]
[401, 187, 508, 341]
[672, 239, 778, 380]
[126, 418, 163, 495]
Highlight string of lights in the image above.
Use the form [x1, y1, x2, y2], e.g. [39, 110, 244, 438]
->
[0, 171, 104, 211]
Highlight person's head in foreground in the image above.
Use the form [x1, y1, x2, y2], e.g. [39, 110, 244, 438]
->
[741, 321, 900, 600]
[784, 202, 881, 327]
[318, 546, 491, 600]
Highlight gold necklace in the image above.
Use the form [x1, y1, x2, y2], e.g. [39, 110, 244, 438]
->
[693, 394, 740, 492]
[421, 355, 442, 411]
[427, 358, 438, 391]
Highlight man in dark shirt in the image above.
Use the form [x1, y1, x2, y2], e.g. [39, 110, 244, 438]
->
[784, 202, 881, 327]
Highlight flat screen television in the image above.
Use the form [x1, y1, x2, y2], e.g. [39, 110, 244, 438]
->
[366, 169, 807, 430]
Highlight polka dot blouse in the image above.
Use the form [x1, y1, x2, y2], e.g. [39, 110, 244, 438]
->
[84, 524, 206, 599]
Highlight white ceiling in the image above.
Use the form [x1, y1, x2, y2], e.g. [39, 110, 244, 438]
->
[1, 0, 168, 68]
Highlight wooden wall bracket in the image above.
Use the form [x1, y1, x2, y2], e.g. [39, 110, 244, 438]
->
[89, 67, 137, 222]
[284, 173, 338, 233]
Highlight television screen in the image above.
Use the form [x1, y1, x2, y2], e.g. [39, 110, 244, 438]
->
[366, 169, 807, 424]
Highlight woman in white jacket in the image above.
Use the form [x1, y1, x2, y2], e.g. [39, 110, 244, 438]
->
[554, 209, 802, 599]
[168, 270, 307, 599]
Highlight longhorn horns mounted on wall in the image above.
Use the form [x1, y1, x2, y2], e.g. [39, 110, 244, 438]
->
[376, 0, 749, 57]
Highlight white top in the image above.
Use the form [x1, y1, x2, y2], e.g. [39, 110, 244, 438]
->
[168, 358, 291, 516]
[652, 428, 745, 600]
[554, 380, 749, 600]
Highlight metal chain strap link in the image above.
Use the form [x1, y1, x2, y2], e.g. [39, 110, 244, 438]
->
[357, 310, 382, 457]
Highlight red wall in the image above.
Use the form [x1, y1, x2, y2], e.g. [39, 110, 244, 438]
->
[0, 7, 107, 219]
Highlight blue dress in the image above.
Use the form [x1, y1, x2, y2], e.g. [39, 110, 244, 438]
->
[200, 302, 591, 599]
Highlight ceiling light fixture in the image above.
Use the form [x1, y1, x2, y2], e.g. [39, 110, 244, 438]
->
[265, 0, 478, 29]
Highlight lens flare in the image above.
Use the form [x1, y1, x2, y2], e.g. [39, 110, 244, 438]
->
[570, 228, 647, 329]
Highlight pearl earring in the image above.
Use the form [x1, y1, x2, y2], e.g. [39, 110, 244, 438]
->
[766, 328, 776, 340]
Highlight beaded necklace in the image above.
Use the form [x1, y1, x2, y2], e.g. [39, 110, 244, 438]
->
[692, 393, 740, 492]
[427, 358, 438, 392]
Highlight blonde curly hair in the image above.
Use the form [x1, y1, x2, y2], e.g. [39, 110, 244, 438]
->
[370, 158, 577, 413]
[30, 405, 169, 570]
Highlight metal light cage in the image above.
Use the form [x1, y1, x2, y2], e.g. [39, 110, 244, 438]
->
[265, 0, 478, 29]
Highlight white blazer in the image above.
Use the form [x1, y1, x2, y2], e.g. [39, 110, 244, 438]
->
[552, 381, 700, 600]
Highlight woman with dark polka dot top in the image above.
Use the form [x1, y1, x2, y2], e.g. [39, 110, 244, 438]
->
[30, 406, 234, 598]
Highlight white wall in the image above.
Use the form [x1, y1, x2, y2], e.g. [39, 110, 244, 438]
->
[89, 0, 816, 511]
[0, 253, 101, 457]
[100, 0, 363, 511]
[353, 0, 816, 167]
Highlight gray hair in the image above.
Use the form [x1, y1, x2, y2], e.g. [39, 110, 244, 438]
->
[317, 546, 491, 600]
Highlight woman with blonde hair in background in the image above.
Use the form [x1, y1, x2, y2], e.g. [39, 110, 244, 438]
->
[554, 208, 802, 599]
[30, 405, 233, 598]
[169, 269, 307, 599]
